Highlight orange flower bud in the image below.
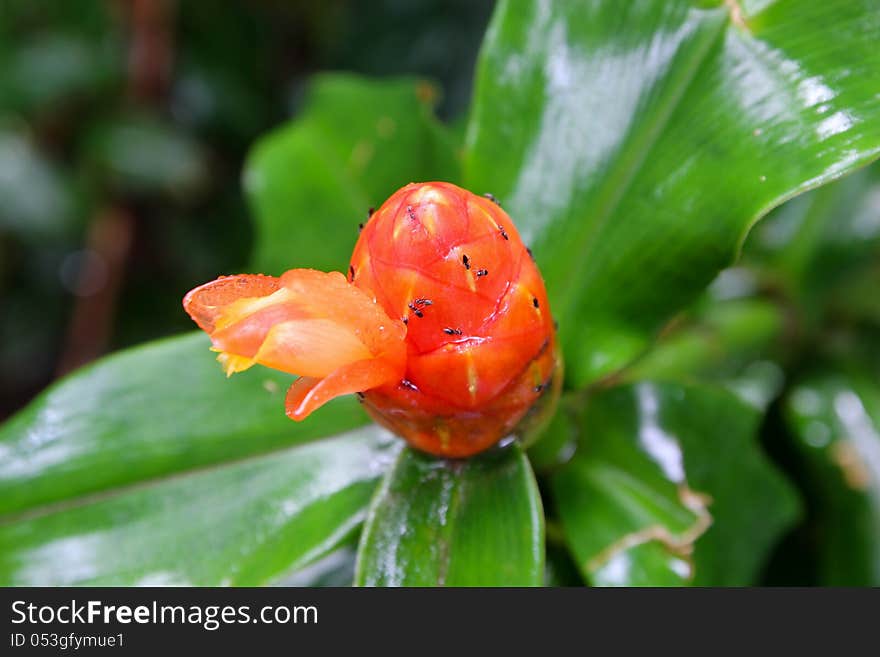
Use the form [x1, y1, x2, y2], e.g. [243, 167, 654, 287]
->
[183, 182, 560, 457]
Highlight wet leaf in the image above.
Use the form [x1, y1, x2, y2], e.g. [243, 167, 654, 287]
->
[466, 0, 880, 385]
[0, 332, 369, 516]
[355, 445, 543, 586]
[0, 427, 398, 586]
[552, 382, 799, 586]
[246, 73, 460, 275]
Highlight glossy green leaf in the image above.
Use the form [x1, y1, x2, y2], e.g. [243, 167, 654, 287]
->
[784, 372, 880, 585]
[246, 73, 460, 275]
[552, 382, 799, 586]
[0, 427, 398, 586]
[355, 445, 544, 586]
[0, 332, 369, 516]
[466, 0, 880, 385]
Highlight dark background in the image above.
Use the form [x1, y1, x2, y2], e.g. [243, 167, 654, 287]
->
[0, 0, 494, 419]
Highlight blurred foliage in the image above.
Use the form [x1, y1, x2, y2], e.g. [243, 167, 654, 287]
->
[0, 0, 493, 418]
[1, 0, 879, 587]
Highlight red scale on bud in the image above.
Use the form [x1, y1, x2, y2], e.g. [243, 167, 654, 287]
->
[184, 182, 560, 458]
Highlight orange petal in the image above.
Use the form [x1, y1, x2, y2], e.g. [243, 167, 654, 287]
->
[285, 358, 403, 420]
[251, 318, 373, 378]
[278, 269, 407, 357]
[183, 274, 280, 333]
[183, 269, 407, 391]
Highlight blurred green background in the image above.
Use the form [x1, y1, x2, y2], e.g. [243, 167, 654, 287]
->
[0, 0, 492, 419]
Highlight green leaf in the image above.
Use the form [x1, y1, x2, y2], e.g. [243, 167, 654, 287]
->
[552, 382, 799, 586]
[0, 427, 398, 585]
[245, 73, 460, 275]
[354, 445, 544, 586]
[0, 332, 369, 516]
[784, 372, 880, 585]
[465, 0, 880, 385]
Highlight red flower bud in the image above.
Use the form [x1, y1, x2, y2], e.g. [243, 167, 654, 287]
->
[183, 182, 560, 457]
